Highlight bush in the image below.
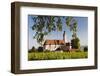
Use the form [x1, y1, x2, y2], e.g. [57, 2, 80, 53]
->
[31, 46, 35, 50]
[84, 46, 88, 52]
[71, 37, 80, 49]
[28, 46, 36, 53]
[37, 47, 44, 52]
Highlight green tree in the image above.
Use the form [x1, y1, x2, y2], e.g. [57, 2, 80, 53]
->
[28, 46, 36, 53]
[66, 17, 80, 49]
[71, 37, 80, 49]
[66, 17, 77, 39]
[32, 16, 62, 46]
[37, 46, 44, 52]
[31, 16, 80, 48]
[84, 46, 88, 52]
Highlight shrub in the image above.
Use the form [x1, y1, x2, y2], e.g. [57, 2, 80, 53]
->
[84, 46, 88, 52]
[28, 46, 36, 53]
[71, 37, 80, 49]
[37, 46, 44, 52]
[31, 46, 35, 50]
[28, 49, 32, 53]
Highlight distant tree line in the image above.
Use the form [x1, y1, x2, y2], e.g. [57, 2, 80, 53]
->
[28, 45, 88, 53]
[29, 46, 44, 53]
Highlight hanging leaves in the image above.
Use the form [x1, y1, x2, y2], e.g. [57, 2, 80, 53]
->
[66, 17, 78, 39]
[31, 16, 63, 45]
[31, 15, 78, 46]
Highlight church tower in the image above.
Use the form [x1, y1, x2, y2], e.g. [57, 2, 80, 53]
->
[63, 31, 67, 43]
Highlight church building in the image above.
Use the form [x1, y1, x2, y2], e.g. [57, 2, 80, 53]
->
[43, 31, 71, 51]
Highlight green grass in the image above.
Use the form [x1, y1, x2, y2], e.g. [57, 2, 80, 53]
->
[28, 51, 88, 60]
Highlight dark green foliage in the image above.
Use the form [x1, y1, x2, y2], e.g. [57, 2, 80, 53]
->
[71, 37, 80, 49]
[31, 46, 35, 50]
[84, 46, 88, 52]
[28, 49, 33, 53]
[37, 47, 44, 52]
[28, 46, 36, 53]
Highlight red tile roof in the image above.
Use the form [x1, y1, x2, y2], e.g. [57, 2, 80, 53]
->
[44, 40, 65, 45]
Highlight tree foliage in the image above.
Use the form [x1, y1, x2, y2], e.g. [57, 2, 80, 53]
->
[66, 17, 80, 49]
[66, 17, 77, 39]
[37, 46, 44, 52]
[71, 37, 80, 49]
[84, 46, 88, 52]
[28, 46, 36, 53]
[32, 16, 62, 46]
[31, 16, 80, 47]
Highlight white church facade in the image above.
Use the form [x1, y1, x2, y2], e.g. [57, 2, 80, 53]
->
[43, 31, 71, 51]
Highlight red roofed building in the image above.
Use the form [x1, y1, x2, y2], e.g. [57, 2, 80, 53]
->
[43, 31, 71, 51]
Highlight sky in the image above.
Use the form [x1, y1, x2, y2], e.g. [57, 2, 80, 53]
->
[28, 15, 88, 49]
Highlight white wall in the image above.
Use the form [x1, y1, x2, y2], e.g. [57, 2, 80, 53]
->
[45, 45, 60, 51]
[0, 0, 100, 76]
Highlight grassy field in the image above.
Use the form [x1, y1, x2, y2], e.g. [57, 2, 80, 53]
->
[28, 51, 88, 60]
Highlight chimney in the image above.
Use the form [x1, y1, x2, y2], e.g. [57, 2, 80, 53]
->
[63, 31, 65, 42]
[63, 31, 67, 43]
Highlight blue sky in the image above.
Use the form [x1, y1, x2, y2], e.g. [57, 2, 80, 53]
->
[28, 15, 88, 49]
